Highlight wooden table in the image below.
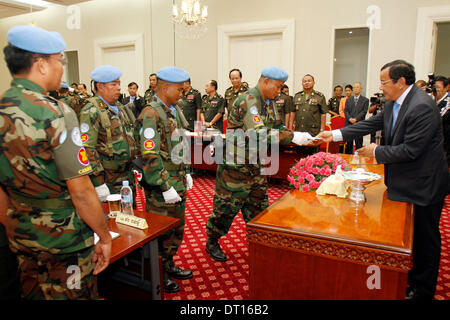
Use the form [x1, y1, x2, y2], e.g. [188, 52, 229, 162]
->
[247, 154, 414, 300]
[102, 204, 180, 300]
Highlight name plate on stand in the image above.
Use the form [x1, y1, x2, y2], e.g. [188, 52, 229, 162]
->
[116, 212, 148, 229]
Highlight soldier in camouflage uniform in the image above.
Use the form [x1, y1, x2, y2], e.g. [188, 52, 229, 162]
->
[224, 69, 248, 114]
[274, 85, 295, 128]
[144, 73, 158, 106]
[136, 66, 194, 294]
[205, 67, 313, 262]
[0, 25, 111, 300]
[178, 79, 201, 131]
[79, 65, 138, 199]
[201, 80, 225, 133]
[57, 84, 89, 120]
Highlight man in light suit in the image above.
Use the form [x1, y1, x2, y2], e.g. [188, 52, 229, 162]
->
[317, 60, 449, 300]
[344, 82, 369, 154]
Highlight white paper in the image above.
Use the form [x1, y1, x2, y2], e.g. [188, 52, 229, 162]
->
[94, 231, 120, 244]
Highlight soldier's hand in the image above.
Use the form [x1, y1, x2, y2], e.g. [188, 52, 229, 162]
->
[162, 187, 182, 204]
[92, 236, 112, 275]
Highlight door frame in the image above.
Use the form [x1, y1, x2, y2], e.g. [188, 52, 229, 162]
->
[329, 24, 373, 99]
[218, 19, 295, 91]
[94, 34, 145, 91]
[414, 5, 450, 80]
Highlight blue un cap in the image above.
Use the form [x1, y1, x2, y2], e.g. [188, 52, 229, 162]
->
[261, 66, 288, 82]
[91, 65, 122, 83]
[7, 25, 66, 54]
[157, 66, 190, 83]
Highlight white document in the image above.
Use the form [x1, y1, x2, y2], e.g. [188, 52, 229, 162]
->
[94, 231, 120, 244]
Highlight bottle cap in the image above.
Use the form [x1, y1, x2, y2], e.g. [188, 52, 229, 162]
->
[122, 180, 129, 187]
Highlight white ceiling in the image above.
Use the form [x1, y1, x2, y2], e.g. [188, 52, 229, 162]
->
[0, 0, 90, 19]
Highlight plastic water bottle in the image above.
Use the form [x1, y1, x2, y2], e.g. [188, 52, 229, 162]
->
[120, 180, 134, 215]
[352, 151, 360, 167]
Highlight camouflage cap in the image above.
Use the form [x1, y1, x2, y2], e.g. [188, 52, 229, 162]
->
[7, 25, 66, 54]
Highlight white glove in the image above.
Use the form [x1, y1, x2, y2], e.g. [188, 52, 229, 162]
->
[292, 132, 314, 146]
[162, 187, 182, 204]
[186, 174, 194, 190]
[95, 183, 111, 202]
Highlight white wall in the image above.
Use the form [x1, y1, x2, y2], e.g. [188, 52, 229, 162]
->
[1, 0, 450, 100]
[435, 22, 450, 76]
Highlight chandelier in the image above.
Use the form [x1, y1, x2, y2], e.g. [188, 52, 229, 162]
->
[172, 0, 208, 40]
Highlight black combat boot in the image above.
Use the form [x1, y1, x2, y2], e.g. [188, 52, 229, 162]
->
[163, 272, 180, 294]
[205, 237, 227, 262]
[166, 258, 193, 280]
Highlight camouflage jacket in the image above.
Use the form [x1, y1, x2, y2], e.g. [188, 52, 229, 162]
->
[58, 90, 89, 120]
[201, 92, 225, 132]
[0, 78, 94, 254]
[224, 84, 248, 112]
[144, 87, 156, 106]
[225, 86, 294, 167]
[274, 93, 295, 125]
[136, 99, 189, 193]
[79, 96, 137, 190]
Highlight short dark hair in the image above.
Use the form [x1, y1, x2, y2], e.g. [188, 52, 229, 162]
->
[345, 84, 353, 90]
[149, 73, 157, 78]
[381, 60, 416, 85]
[209, 80, 218, 90]
[334, 85, 343, 91]
[79, 83, 87, 89]
[229, 68, 242, 78]
[303, 74, 315, 81]
[435, 76, 449, 88]
[3, 44, 49, 75]
[282, 84, 289, 90]
[128, 82, 138, 89]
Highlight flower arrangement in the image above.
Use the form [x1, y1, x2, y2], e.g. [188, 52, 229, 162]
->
[287, 152, 352, 192]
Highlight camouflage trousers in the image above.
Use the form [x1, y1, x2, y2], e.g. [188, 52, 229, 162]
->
[145, 169, 187, 271]
[12, 246, 97, 300]
[206, 164, 269, 240]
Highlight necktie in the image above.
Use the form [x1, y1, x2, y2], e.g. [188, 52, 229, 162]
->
[392, 102, 400, 131]
[354, 96, 359, 105]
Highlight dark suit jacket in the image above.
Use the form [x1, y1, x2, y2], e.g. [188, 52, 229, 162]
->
[344, 95, 369, 126]
[341, 85, 449, 206]
[122, 95, 144, 118]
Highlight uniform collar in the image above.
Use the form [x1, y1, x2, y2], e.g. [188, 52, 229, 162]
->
[12, 78, 45, 94]
[154, 94, 176, 117]
[208, 92, 219, 101]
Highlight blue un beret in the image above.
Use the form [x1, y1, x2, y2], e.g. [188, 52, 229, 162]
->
[91, 65, 123, 83]
[60, 82, 69, 89]
[261, 66, 288, 82]
[7, 25, 66, 54]
[157, 66, 190, 83]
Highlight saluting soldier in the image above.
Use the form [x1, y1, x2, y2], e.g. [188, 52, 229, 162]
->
[0, 25, 111, 300]
[205, 66, 314, 262]
[201, 80, 225, 133]
[144, 73, 157, 105]
[290, 74, 328, 138]
[136, 66, 194, 294]
[178, 79, 201, 131]
[57, 82, 89, 120]
[79, 65, 138, 200]
[224, 68, 248, 113]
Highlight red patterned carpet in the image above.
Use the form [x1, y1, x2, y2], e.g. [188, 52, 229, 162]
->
[166, 174, 450, 300]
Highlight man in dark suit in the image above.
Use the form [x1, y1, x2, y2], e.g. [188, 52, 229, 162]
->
[122, 82, 144, 118]
[344, 82, 369, 154]
[317, 60, 449, 300]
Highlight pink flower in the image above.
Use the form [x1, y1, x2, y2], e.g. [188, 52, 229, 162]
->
[296, 162, 301, 170]
[298, 177, 305, 184]
[302, 184, 310, 192]
[313, 167, 320, 175]
[306, 174, 315, 182]
[294, 182, 301, 189]
[299, 158, 306, 166]
[310, 181, 321, 189]
[324, 168, 332, 176]
[314, 158, 324, 166]
[319, 167, 327, 176]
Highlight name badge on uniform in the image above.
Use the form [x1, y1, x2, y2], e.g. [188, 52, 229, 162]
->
[212, 101, 218, 104]
[188, 95, 194, 100]
[276, 99, 284, 104]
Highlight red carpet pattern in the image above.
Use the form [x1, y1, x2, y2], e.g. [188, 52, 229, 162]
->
[167, 174, 450, 300]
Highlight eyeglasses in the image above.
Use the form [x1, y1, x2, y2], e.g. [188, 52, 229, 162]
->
[50, 56, 67, 66]
[380, 79, 394, 86]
